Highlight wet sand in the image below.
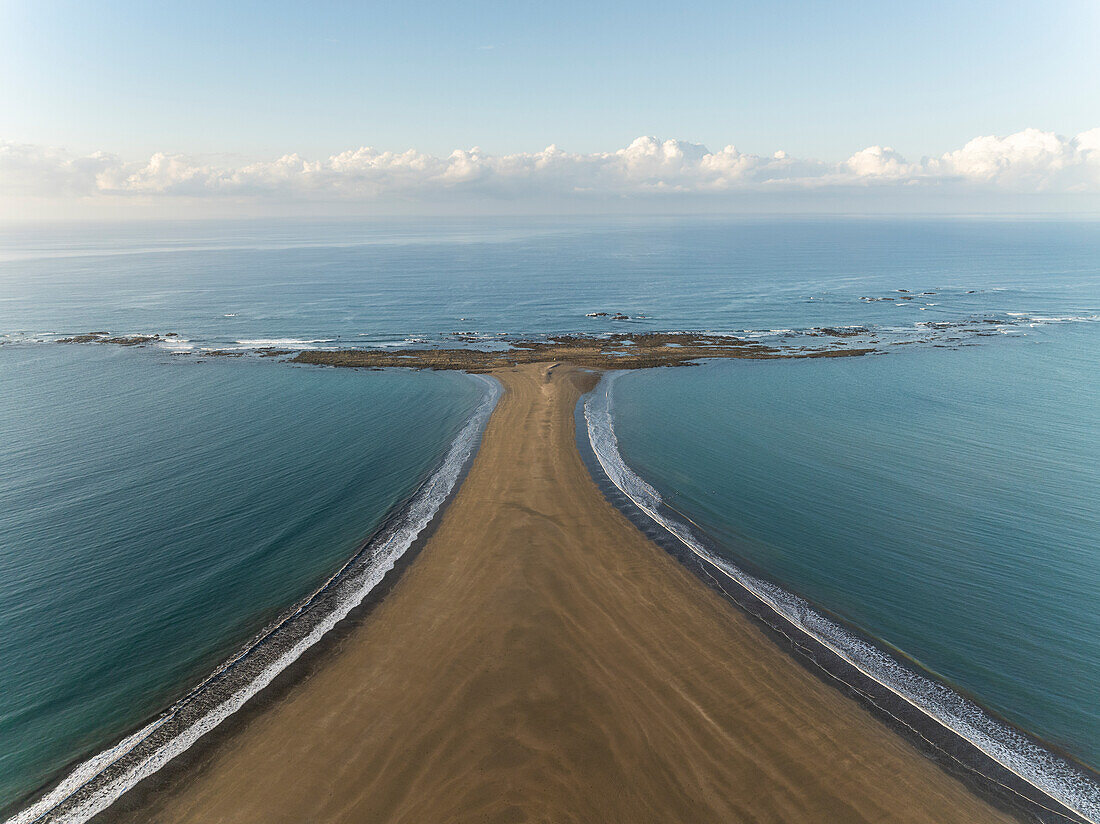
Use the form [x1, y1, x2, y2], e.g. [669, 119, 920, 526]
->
[114, 363, 1017, 824]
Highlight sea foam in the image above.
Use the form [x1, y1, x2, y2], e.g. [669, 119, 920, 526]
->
[584, 372, 1100, 824]
[5, 374, 501, 824]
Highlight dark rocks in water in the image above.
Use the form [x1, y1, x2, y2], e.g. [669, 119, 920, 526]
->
[817, 327, 867, 337]
[292, 331, 875, 373]
[57, 334, 106, 343]
[106, 335, 158, 346]
[58, 333, 158, 346]
[612, 313, 630, 320]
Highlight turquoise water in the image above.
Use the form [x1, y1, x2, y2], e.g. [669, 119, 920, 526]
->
[1, 217, 1098, 818]
[605, 322, 1100, 774]
[0, 345, 485, 810]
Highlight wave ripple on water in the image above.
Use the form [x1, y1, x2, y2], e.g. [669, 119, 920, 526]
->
[5, 375, 502, 824]
[584, 373, 1100, 824]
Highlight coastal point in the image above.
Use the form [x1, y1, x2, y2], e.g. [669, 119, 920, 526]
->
[6, 4, 1100, 822]
[104, 364, 1019, 824]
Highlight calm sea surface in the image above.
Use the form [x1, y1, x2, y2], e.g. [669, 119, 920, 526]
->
[0, 345, 485, 808]
[1, 217, 1097, 811]
[609, 326, 1100, 770]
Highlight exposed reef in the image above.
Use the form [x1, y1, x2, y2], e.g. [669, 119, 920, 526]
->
[57, 333, 161, 345]
[291, 332, 873, 372]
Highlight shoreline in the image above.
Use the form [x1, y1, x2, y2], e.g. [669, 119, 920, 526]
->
[96, 408, 490, 823]
[576, 373, 1097, 824]
[3, 375, 501, 824]
[91, 363, 1028, 823]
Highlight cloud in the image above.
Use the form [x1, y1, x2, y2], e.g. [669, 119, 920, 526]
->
[932, 128, 1100, 191]
[844, 145, 919, 179]
[0, 142, 120, 196]
[3, 128, 1100, 206]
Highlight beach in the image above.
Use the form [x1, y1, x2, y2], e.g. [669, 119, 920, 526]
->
[101, 362, 1019, 823]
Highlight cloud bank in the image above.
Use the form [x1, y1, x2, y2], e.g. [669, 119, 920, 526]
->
[3, 128, 1099, 213]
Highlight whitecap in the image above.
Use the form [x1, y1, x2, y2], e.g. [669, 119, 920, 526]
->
[228, 338, 334, 350]
[155, 338, 194, 353]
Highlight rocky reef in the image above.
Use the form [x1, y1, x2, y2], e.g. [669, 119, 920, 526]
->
[291, 332, 873, 372]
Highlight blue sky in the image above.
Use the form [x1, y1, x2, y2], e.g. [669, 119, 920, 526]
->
[3, 0, 1097, 159]
[1, 0, 1098, 216]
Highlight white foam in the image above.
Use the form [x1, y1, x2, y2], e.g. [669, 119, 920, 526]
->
[155, 338, 194, 353]
[744, 328, 795, 339]
[1029, 315, 1100, 324]
[6, 374, 502, 824]
[226, 338, 334, 350]
[369, 338, 427, 348]
[584, 373, 1100, 824]
[1003, 313, 1100, 324]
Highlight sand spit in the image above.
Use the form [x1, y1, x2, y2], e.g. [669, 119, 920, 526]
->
[103, 364, 1017, 824]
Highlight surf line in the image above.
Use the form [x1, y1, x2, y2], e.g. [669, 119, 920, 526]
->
[582, 372, 1099, 824]
[5, 374, 502, 824]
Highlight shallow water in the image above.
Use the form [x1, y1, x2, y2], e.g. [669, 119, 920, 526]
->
[1, 216, 1097, 814]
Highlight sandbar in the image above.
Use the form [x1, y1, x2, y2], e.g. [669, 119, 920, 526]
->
[107, 364, 1018, 823]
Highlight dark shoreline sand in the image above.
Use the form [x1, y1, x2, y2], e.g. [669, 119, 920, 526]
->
[98, 363, 1033, 823]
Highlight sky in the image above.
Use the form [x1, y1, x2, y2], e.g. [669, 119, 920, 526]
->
[1, 0, 1099, 218]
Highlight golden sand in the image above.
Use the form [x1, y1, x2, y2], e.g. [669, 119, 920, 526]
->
[115, 364, 1015, 823]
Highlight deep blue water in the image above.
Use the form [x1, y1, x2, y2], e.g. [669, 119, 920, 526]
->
[3, 217, 1097, 349]
[0, 216, 1097, 816]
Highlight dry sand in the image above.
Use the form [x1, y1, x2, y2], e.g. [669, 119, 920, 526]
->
[114, 363, 1017, 823]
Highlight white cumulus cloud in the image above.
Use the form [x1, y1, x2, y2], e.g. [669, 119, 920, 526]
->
[844, 146, 919, 179]
[933, 128, 1100, 191]
[2, 128, 1099, 207]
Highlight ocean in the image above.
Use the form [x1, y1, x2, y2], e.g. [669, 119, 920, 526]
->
[0, 344, 492, 816]
[1, 216, 1098, 819]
